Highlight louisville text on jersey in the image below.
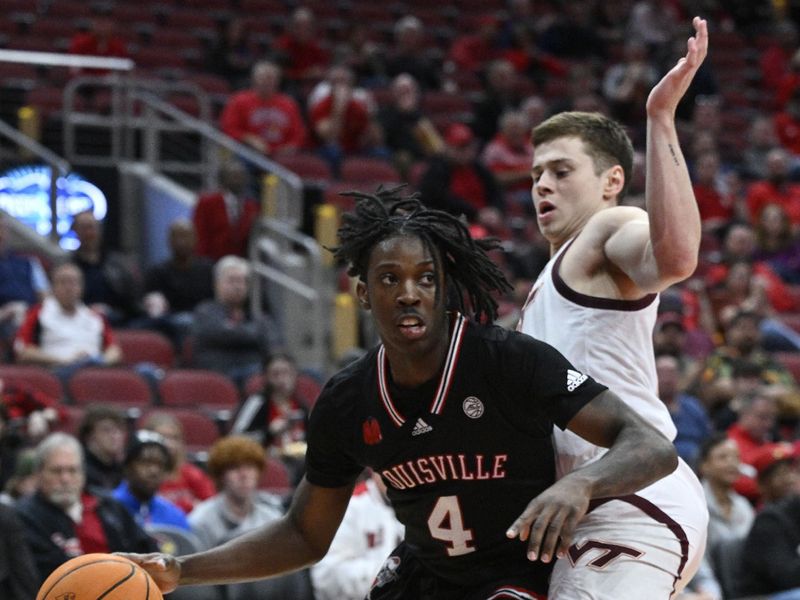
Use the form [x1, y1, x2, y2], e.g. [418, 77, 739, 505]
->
[381, 453, 508, 490]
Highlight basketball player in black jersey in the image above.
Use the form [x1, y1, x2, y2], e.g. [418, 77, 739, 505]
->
[120, 189, 678, 599]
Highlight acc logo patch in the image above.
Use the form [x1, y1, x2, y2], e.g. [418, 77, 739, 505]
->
[369, 555, 401, 594]
[462, 396, 484, 419]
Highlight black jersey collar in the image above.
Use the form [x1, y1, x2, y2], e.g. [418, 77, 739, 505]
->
[377, 313, 467, 427]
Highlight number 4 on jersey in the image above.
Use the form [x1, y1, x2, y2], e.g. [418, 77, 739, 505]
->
[427, 495, 476, 556]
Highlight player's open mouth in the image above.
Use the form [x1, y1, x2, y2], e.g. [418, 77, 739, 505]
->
[398, 316, 426, 339]
[538, 201, 555, 216]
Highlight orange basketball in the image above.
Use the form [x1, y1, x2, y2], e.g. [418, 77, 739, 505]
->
[36, 553, 163, 600]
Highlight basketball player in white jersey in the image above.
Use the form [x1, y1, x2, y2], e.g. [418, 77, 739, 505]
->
[513, 16, 709, 600]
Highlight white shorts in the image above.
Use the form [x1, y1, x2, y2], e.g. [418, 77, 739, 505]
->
[549, 459, 708, 600]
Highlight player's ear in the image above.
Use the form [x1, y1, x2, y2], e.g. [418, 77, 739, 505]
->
[602, 165, 625, 200]
[356, 281, 370, 310]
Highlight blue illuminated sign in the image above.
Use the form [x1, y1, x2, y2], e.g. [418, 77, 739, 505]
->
[0, 164, 107, 250]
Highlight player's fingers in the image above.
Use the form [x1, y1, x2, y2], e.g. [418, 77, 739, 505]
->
[523, 506, 558, 561]
[114, 552, 169, 570]
[506, 517, 528, 541]
[506, 506, 539, 542]
[554, 510, 582, 559]
[532, 511, 567, 563]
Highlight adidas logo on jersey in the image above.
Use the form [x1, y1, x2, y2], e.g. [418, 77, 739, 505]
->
[567, 369, 588, 392]
[411, 418, 433, 436]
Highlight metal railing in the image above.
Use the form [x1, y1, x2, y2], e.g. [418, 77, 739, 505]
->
[0, 117, 69, 248]
[1, 48, 332, 369]
[249, 217, 332, 374]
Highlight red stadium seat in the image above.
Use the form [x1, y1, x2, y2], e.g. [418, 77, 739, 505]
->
[295, 374, 322, 410]
[67, 367, 154, 408]
[114, 329, 175, 370]
[258, 457, 292, 495]
[340, 158, 401, 185]
[0, 365, 64, 400]
[243, 372, 265, 398]
[158, 369, 240, 412]
[276, 152, 333, 184]
[421, 91, 472, 116]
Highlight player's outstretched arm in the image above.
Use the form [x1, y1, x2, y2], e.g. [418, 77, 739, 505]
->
[604, 17, 708, 293]
[506, 390, 677, 564]
[117, 478, 354, 593]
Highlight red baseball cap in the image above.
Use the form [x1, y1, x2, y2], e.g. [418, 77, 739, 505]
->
[752, 442, 800, 478]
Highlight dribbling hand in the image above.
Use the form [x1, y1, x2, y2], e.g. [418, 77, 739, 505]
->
[114, 552, 181, 594]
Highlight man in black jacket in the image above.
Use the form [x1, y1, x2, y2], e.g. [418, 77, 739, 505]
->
[738, 492, 800, 597]
[0, 503, 38, 600]
[15, 432, 157, 585]
[417, 123, 505, 224]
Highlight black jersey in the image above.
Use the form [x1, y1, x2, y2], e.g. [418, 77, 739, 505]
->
[306, 314, 607, 589]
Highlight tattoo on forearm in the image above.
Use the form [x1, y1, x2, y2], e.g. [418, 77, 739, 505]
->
[668, 144, 680, 167]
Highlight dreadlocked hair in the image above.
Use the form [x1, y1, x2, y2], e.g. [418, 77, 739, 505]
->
[330, 186, 513, 323]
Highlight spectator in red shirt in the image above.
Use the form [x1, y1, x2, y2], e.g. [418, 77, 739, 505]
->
[449, 14, 503, 73]
[308, 65, 385, 176]
[480, 110, 533, 212]
[746, 146, 800, 226]
[220, 61, 306, 158]
[692, 149, 738, 235]
[727, 389, 780, 504]
[193, 160, 260, 262]
[68, 13, 129, 76]
[759, 20, 799, 98]
[274, 7, 329, 83]
[774, 88, 800, 158]
[140, 411, 216, 515]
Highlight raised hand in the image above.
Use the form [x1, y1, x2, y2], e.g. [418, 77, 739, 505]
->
[646, 17, 709, 117]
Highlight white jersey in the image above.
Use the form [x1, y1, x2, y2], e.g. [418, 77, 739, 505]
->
[311, 478, 404, 600]
[518, 239, 676, 478]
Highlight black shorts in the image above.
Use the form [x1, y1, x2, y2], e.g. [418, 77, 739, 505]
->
[366, 543, 547, 600]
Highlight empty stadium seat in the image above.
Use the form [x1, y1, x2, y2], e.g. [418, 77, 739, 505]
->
[0, 364, 64, 400]
[67, 367, 153, 409]
[258, 457, 291, 495]
[421, 91, 472, 116]
[158, 369, 240, 412]
[114, 329, 176, 370]
[276, 152, 333, 184]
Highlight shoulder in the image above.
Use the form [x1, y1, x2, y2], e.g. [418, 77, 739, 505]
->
[229, 90, 256, 104]
[275, 93, 302, 109]
[188, 496, 221, 520]
[583, 205, 648, 240]
[468, 321, 551, 357]
[314, 352, 375, 410]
